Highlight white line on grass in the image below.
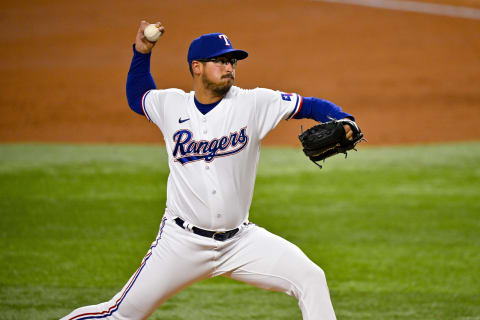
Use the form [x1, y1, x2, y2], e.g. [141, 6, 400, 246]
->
[312, 0, 480, 20]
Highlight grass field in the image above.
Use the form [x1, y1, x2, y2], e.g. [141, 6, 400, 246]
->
[1, 143, 479, 320]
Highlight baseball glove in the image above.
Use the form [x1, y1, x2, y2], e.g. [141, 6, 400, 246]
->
[298, 118, 365, 168]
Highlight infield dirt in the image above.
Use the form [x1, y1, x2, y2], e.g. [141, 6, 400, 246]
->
[1, 0, 479, 146]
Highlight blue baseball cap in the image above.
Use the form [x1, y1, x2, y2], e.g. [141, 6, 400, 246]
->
[187, 33, 248, 63]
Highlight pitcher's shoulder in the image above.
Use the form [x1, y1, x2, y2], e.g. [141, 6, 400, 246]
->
[160, 88, 188, 96]
[148, 88, 189, 103]
[227, 86, 257, 98]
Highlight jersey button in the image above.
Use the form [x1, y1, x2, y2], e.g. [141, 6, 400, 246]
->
[212, 190, 216, 195]
[205, 165, 210, 170]
[203, 130, 207, 134]
[202, 118, 207, 123]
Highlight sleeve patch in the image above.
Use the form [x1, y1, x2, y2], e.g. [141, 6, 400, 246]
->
[281, 92, 293, 101]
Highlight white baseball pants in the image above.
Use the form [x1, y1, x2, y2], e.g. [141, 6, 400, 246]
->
[61, 217, 336, 320]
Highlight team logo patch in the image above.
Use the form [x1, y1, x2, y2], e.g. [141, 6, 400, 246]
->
[281, 92, 293, 101]
[172, 127, 249, 165]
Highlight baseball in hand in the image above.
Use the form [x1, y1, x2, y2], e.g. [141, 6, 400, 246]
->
[144, 24, 162, 42]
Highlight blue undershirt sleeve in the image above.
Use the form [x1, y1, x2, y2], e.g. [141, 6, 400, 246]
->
[126, 45, 157, 115]
[294, 97, 354, 122]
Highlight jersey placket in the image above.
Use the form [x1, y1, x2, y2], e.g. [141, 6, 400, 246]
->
[199, 113, 226, 230]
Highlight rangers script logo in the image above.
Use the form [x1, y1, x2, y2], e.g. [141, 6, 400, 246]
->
[172, 127, 249, 164]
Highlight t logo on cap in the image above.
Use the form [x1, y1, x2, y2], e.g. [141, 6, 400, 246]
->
[219, 34, 231, 46]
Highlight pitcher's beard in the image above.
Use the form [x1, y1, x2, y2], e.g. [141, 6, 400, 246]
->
[202, 74, 234, 97]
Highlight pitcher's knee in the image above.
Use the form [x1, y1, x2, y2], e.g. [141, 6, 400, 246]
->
[296, 265, 329, 293]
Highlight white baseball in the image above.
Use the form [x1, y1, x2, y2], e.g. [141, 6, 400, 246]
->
[144, 24, 162, 42]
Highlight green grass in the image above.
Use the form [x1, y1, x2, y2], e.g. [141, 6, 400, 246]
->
[1, 142, 479, 319]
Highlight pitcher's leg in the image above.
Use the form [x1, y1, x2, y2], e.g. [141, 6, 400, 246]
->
[61, 218, 215, 320]
[219, 225, 336, 320]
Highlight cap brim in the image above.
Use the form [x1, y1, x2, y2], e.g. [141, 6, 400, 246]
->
[207, 49, 248, 60]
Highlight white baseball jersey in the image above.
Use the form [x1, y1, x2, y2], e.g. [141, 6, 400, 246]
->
[61, 87, 338, 320]
[141, 86, 303, 231]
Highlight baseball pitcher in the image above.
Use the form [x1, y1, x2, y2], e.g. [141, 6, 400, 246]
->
[61, 20, 363, 320]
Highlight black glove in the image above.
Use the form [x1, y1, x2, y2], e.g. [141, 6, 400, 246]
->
[298, 119, 365, 168]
